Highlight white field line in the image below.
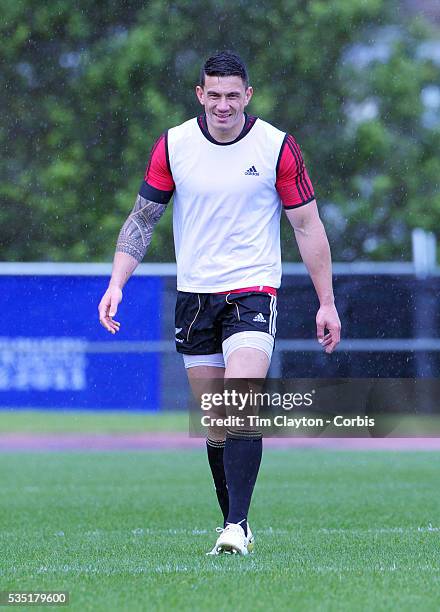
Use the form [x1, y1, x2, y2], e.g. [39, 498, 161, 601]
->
[2, 562, 438, 576]
[2, 525, 438, 539]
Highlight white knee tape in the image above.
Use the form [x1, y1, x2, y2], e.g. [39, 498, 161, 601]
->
[182, 353, 225, 369]
[222, 331, 274, 365]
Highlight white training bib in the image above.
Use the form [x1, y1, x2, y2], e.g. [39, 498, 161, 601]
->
[168, 117, 285, 292]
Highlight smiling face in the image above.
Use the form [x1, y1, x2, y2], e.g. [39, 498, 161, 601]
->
[196, 75, 253, 142]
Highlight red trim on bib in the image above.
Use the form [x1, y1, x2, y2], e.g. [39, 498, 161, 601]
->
[216, 286, 277, 296]
[276, 134, 315, 207]
[144, 132, 175, 192]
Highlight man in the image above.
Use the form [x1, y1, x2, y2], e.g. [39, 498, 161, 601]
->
[98, 51, 341, 556]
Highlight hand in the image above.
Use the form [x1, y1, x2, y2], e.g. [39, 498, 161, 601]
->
[316, 304, 341, 354]
[98, 286, 122, 334]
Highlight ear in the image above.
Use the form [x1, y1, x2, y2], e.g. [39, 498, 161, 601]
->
[244, 86, 253, 107]
[195, 85, 205, 106]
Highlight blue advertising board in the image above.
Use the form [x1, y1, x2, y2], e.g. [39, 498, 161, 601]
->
[0, 274, 162, 410]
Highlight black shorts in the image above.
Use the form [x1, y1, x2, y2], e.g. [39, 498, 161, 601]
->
[175, 291, 277, 354]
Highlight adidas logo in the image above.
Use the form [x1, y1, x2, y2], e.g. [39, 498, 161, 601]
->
[253, 313, 266, 323]
[244, 165, 259, 176]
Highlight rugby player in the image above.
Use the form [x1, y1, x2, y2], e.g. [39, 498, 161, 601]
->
[98, 51, 341, 555]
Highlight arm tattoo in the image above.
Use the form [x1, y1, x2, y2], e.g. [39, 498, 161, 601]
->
[116, 195, 167, 262]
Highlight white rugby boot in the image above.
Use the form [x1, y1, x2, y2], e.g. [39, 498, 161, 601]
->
[206, 522, 255, 555]
[206, 527, 225, 555]
[207, 522, 249, 556]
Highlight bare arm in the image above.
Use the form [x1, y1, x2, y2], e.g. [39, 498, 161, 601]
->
[98, 195, 167, 333]
[285, 200, 341, 353]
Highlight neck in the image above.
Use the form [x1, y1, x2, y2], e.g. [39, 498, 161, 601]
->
[205, 113, 246, 143]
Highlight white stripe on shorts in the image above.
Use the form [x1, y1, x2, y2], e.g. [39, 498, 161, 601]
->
[269, 294, 277, 336]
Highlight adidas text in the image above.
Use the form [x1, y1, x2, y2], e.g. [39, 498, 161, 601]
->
[245, 165, 259, 176]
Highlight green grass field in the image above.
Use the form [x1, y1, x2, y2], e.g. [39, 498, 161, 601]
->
[1, 449, 439, 611]
[0, 410, 187, 433]
[2, 410, 440, 436]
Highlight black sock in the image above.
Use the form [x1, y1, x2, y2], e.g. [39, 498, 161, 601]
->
[223, 436, 263, 536]
[206, 439, 229, 525]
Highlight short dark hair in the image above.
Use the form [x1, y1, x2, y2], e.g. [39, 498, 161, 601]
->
[200, 51, 249, 87]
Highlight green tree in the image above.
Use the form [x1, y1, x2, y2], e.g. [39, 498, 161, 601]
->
[1, 0, 439, 262]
